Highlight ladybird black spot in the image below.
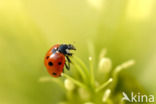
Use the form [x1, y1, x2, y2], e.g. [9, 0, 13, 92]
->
[46, 56, 49, 59]
[58, 62, 62, 65]
[48, 62, 53, 66]
[52, 72, 57, 75]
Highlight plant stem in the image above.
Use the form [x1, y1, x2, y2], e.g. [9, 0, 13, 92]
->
[62, 73, 88, 91]
[73, 56, 89, 78]
[39, 77, 65, 90]
[72, 62, 87, 83]
[89, 57, 95, 88]
[95, 78, 113, 92]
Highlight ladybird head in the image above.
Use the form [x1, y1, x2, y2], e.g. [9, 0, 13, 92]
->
[58, 44, 76, 56]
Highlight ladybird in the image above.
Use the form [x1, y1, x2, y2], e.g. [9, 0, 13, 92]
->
[44, 44, 76, 77]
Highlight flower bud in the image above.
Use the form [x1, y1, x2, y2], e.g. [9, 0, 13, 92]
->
[64, 79, 75, 91]
[102, 89, 111, 102]
[78, 88, 90, 100]
[114, 60, 135, 73]
[84, 102, 94, 104]
[98, 58, 112, 74]
[88, 56, 92, 61]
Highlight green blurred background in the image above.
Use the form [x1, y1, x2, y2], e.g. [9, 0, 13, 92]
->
[0, 0, 156, 104]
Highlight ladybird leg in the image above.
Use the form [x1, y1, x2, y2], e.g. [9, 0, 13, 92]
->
[68, 61, 70, 70]
[65, 62, 70, 70]
[66, 56, 72, 63]
[66, 56, 71, 70]
[67, 53, 73, 56]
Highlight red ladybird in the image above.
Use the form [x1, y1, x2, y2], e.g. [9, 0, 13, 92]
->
[44, 44, 76, 77]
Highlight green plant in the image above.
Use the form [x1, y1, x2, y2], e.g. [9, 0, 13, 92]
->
[39, 44, 135, 104]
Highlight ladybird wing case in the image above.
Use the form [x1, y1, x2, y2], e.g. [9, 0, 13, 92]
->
[45, 53, 65, 77]
[44, 44, 60, 65]
[44, 44, 65, 77]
